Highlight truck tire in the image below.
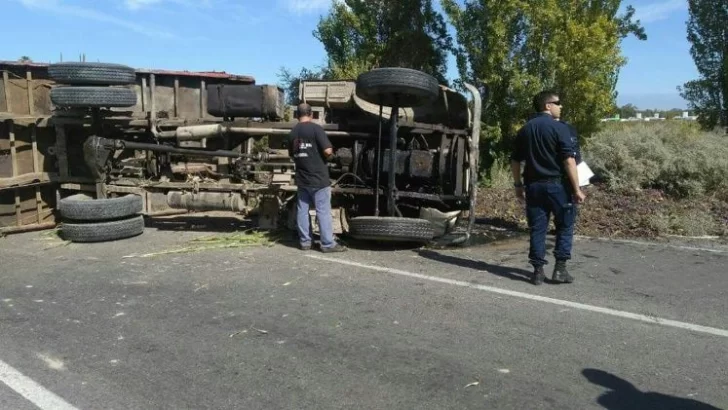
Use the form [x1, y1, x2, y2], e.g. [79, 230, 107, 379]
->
[61, 215, 145, 243]
[51, 86, 137, 108]
[59, 194, 143, 222]
[348, 216, 435, 243]
[356, 68, 440, 107]
[48, 62, 136, 85]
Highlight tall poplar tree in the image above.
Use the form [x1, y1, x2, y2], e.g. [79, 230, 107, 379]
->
[678, 0, 728, 130]
[313, 0, 453, 83]
[442, 0, 645, 167]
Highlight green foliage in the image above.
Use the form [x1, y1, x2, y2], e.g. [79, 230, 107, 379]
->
[277, 66, 327, 105]
[678, 0, 728, 130]
[442, 0, 646, 169]
[313, 0, 453, 83]
[583, 121, 728, 198]
[618, 103, 638, 118]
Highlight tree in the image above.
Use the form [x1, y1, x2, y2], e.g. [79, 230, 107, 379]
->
[442, 0, 646, 171]
[277, 66, 327, 105]
[678, 0, 728, 131]
[619, 103, 638, 118]
[313, 0, 453, 83]
[18, 56, 32, 63]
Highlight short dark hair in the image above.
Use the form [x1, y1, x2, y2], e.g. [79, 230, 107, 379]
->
[297, 103, 312, 117]
[532, 90, 559, 112]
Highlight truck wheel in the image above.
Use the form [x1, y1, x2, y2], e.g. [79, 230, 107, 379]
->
[356, 68, 440, 107]
[51, 86, 137, 108]
[348, 216, 435, 243]
[60, 215, 145, 243]
[59, 194, 143, 222]
[49, 62, 136, 85]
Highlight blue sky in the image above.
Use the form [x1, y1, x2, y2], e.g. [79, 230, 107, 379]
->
[1, 0, 697, 110]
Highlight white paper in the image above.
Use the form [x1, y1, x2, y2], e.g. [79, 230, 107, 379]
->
[577, 161, 594, 186]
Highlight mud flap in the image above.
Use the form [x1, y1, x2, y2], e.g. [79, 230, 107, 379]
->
[419, 207, 461, 237]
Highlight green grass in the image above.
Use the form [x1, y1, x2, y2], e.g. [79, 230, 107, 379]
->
[583, 121, 728, 199]
[122, 230, 283, 258]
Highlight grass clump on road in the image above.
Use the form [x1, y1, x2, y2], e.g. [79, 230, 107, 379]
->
[124, 230, 282, 258]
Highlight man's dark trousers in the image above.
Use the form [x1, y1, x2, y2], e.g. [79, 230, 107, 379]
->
[525, 181, 576, 267]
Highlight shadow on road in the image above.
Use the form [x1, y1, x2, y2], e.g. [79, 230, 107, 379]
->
[583, 369, 723, 410]
[146, 215, 254, 233]
[415, 249, 533, 283]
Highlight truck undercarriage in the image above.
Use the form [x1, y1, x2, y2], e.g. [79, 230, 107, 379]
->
[0, 60, 481, 245]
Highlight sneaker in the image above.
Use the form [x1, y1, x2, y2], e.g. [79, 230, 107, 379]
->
[552, 260, 575, 283]
[300, 243, 312, 251]
[321, 244, 348, 253]
[531, 266, 546, 285]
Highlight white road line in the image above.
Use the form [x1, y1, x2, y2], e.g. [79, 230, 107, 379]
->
[0, 359, 78, 410]
[308, 255, 728, 339]
[575, 235, 728, 254]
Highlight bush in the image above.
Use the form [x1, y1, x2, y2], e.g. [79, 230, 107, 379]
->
[583, 121, 728, 198]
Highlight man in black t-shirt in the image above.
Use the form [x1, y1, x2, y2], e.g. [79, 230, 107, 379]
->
[510, 91, 586, 285]
[287, 103, 347, 253]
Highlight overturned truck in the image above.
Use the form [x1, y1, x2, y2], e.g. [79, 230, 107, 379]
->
[0, 60, 481, 245]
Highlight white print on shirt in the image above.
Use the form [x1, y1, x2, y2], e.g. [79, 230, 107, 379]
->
[293, 139, 313, 158]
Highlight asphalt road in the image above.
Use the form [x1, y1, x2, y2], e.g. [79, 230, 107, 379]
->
[1, 225, 727, 410]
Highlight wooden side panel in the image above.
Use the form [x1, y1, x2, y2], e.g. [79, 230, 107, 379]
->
[0, 66, 53, 116]
[0, 121, 59, 231]
[0, 185, 56, 230]
[0, 71, 8, 113]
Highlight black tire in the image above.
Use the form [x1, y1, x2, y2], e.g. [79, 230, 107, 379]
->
[356, 68, 440, 107]
[59, 194, 143, 222]
[348, 217, 435, 243]
[61, 215, 145, 243]
[51, 86, 137, 108]
[49, 62, 136, 85]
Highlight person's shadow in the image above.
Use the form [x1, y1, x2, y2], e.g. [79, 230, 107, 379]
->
[416, 249, 534, 283]
[583, 369, 723, 410]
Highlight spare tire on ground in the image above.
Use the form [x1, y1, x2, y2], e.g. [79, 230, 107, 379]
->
[348, 216, 435, 243]
[49, 62, 136, 85]
[356, 67, 440, 107]
[59, 194, 143, 222]
[60, 215, 145, 243]
[51, 86, 137, 108]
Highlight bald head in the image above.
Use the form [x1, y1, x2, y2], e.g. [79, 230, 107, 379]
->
[297, 103, 312, 118]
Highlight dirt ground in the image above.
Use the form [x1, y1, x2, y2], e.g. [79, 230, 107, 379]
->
[476, 184, 728, 240]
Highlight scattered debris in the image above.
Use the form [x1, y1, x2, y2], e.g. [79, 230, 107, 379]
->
[229, 329, 248, 338]
[230, 324, 269, 338]
[122, 230, 282, 258]
[465, 381, 480, 388]
[194, 284, 209, 293]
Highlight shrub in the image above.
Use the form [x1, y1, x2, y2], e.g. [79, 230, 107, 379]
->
[583, 121, 728, 198]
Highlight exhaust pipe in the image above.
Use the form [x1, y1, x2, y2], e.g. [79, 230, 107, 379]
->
[167, 191, 247, 213]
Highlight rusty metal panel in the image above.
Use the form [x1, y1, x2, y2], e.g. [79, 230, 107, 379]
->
[409, 150, 434, 178]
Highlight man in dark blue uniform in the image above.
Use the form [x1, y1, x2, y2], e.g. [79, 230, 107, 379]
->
[510, 91, 586, 285]
[556, 116, 582, 164]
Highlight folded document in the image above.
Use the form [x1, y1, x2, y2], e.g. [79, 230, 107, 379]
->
[577, 161, 594, 186]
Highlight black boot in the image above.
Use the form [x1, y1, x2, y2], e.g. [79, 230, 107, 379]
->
[531, 266, 546, 285]
[552, 260, 574, 283]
